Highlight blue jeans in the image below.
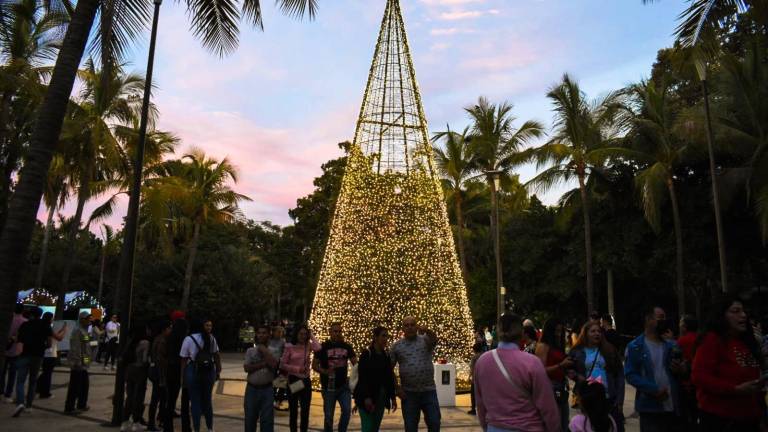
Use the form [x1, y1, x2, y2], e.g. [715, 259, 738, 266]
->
[401, 390, 441, 432]
[2, 356, 18, 397]
[322, 385, 351, 432]
[186, 366, 215, 432]
[244, 384, 274, 432]
[15, 356, 42, 407]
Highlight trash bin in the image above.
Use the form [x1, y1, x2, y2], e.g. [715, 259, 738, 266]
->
[433, 363, 456, 407]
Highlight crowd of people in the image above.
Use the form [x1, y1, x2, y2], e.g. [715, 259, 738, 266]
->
[1, 296, 767, 432]
[470, 296, 768, 432]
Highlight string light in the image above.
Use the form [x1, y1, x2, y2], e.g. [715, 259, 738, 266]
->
[309, 0, 474, 386]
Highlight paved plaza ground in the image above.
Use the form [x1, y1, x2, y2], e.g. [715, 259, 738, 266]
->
[0, 352, 642, 431]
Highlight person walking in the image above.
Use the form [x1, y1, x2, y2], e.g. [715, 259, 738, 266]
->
[104, 314, 121, 371]
[569, 381, 618, 432]
[692, 296, 767, 432]
[313, 322, 356, 432]
[180, 319, 221, 432]
[166, 317, 190, 432]
[569, 322, 626, 432]
[3, 304, 27, 402]
[390, 316, 440, 432]
[354, 326, 397, 432]
[467, 342, 484, 415]
[147, 319, 172, 432]
[280, 324, 320, 432]
[244, 324, 278, 432]
[37, 312, 67, 399]
[121, 323, 151, 432]
[624, 306, 685, 431]
[534, 318, 574, 432]
[473, 313, 560, 432]
[12, 307, 65, 417]
[90, 319, 106, 363]
[270, 325, 287, 411]
[65, 312, 94, 414]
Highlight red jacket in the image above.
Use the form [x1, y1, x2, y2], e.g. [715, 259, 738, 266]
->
[691, 332, 764, 420]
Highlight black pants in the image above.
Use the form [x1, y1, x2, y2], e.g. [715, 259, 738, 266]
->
[65, 369, 89, 411]
[148, 381, 167, 428]
[165, 364, 191, 432]
[123, 367, 148, 422]
[181, 387, 192, 432]
[699, 411, 760, 432]
[288, 376, 312, 432]
[469, 380, 476, 411]
[638, 412, 679, 432]
[37, 357, 56, 397]
[104, 339, 119, 367]
[1, 356, 18, 397]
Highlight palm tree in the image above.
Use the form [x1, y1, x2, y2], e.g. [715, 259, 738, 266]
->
[527, 74, 625, 314]
[432, 126, 475, 282]
[0, 0, 69, 229]
[625, 80, 690, 315]
[96, 224, 120, 303]
[0, 0, 317, 353]
[145, 149, 250, 311]
[465, 97, 544, 320]
[53, 60, 144, 318]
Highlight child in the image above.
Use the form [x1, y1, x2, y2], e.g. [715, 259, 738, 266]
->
[569, 381, 617, 432]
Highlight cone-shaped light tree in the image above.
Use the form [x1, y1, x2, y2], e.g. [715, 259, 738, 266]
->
[308, 0, 474, 365]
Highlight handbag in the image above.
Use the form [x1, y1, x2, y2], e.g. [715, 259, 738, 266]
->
[273, 376, 288, 389]
[289, 379, 305, 393]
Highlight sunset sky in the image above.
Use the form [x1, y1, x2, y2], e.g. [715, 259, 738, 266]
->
[58, 0, 689, 229]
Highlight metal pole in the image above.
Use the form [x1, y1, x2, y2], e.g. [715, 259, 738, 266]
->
[701, 79, 728, 293]
[109, 0, 161, 424]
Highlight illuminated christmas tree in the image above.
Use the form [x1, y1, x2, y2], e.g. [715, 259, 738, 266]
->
[309, 0, 474, 366]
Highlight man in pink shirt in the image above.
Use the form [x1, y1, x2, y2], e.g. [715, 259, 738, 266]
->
[2, 304, 27, 401]
[474, 313, 561, 432]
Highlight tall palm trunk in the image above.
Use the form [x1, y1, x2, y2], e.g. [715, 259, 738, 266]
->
[454, 190, 468, 283]
[578, 171, 595, 314]
[97, 243, 107, 303]
[0, 91, 14, 231]
[34, 203, 57, 289]
[180, 222, 201, 311]
[488, 179, 504, 326]
[0, 0, 99, 364]
[667, 180, 686, 316]
[55, 176, 90, 319]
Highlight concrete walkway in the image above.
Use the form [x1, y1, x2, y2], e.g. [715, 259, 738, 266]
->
[0, 353, 641, 431]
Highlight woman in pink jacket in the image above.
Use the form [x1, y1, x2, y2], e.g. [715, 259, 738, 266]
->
[280, 324, 321, 432]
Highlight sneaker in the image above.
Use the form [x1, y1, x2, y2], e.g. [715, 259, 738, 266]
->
[3, 397, 13, 404]
[64, 410, 77, 416]
[104, 366, 110, 371]
[467, 409, 476, 415]
[131, 422, 146, 432]
[111, 366, 116, 371]
[12, 404, 24, 417]
[77, 406, 90, 412]
[39, 394, 54, 399]
[120, 421, 133, 432]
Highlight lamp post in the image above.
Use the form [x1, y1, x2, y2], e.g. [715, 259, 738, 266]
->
[109, 0, 162, 424]
[694, 59, 728, 293]
[485, 169, 504, 330]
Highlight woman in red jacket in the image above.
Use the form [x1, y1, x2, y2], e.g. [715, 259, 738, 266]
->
[692, 296, 767, 432]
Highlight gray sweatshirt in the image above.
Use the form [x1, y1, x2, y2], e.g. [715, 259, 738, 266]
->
[69, 326, 93, 370]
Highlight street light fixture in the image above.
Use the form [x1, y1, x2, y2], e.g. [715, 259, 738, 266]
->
[485, 169, 504, 331]
[110, 0, 162, 424]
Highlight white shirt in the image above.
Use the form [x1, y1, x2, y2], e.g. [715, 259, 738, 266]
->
[180, 333, 219, 360]
[106, 321, 120, 341]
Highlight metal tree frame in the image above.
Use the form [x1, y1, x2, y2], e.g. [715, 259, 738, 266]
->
[309, 0, 475, 374]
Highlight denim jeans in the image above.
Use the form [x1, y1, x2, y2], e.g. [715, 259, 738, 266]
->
[401, 390, 441, 432]
[2, 356, 18, 397]
[186, 366, 215, 432]
[244, 384, 274, 432]
[322, 385, 351, 432]
[15, 355, 42, 407]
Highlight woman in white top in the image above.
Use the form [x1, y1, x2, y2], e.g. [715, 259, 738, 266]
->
[180, 319, 221, 432]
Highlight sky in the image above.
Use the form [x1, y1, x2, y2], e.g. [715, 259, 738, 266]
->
[52, 0, 689, 230]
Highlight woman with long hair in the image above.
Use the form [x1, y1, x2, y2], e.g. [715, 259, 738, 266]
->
[692, 296, 767, 432]
[535, 318, 574, 432]
[353, 326, 397, 432]
[570, 381, 617, 432]
[121, 323, 151, 432]
[180, 318, 221, 432]
[569, 321, 625, 432]
[280, 324, 320, 432]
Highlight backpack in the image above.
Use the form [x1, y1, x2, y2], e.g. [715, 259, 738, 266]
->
[190, 335, 214, 374]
